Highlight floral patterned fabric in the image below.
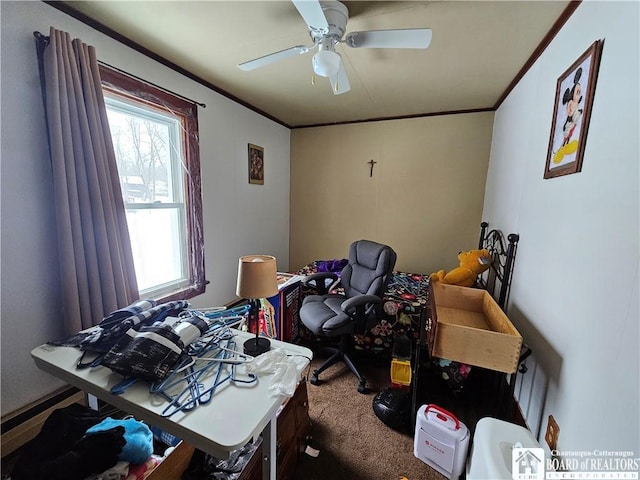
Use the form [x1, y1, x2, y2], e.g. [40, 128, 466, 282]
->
[296, 261, 472, 391]
[360, 271, 429, 352]
[296, 262, 429, 353]
[432, 358, 472, 392]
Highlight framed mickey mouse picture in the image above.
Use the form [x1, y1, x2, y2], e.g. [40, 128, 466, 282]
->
[544, 40, 604, 179]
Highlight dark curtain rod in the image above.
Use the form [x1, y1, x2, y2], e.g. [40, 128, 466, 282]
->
[33, 31, 206, 108]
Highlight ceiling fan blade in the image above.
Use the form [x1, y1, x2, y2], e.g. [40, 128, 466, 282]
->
[329, 60, 351, 95]
[292, 0, 329, 32]
[238, 46, 310, 71]
[345, 28, 432, 49]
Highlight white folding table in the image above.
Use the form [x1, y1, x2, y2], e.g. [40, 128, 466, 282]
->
[31, 330, 312, 480]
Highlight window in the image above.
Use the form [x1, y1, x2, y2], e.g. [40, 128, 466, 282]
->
[100, 66, 205, 301]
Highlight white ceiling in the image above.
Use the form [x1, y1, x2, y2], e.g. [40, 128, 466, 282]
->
[62, 1, 571, 128]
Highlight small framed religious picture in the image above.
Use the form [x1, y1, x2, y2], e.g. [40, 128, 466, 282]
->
[544, 40, 603, 179]
[248, 144, 264, 185]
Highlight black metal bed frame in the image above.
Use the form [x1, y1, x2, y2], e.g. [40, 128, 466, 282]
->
[476, 221, 532, 421]
[477, 221, 519, 310]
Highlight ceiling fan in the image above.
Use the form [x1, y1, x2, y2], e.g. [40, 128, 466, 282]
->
[238, 0, 432, 95]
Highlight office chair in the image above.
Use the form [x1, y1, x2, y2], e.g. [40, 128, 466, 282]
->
[300, 240, 397, 393]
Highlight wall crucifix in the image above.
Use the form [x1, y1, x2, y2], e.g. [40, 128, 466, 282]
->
[368, 159, 377, 177]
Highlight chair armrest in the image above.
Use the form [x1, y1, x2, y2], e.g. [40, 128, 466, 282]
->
[341, 295, 381, 315]
[301, 272, 339, 295]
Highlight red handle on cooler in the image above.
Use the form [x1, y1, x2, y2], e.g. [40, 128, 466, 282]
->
[424, 404, 461, 430]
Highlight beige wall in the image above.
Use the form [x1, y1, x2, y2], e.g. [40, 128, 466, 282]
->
[290, 112, 495, 274]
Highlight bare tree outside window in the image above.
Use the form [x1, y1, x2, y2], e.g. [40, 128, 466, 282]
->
[108, 111, 173, 203]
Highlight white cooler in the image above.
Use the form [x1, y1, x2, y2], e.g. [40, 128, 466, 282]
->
[466, 416, 542, 480]
[413, 404, 470, 480]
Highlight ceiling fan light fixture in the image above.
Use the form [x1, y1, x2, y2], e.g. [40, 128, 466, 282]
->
[312, 49, 341, 77]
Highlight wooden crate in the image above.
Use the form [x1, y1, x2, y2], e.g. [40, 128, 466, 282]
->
[428, 282, 522, 373]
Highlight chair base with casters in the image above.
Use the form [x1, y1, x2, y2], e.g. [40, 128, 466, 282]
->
[310, 333, 367, 394]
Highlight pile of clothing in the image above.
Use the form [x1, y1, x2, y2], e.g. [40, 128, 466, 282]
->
[11, 404, 165, 480]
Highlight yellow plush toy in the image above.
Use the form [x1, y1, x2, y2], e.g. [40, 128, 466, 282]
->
[430, 248, 492, 287]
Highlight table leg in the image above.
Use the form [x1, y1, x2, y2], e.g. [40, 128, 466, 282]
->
[261, 413, 277, 480]
[87, 393, 99, 410]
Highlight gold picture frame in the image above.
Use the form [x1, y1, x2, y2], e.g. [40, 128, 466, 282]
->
[248, 143, 264, 185]
[544, 40, 603, 179]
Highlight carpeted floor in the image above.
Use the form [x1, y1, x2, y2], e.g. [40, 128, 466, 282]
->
[294, 350, 447, 480]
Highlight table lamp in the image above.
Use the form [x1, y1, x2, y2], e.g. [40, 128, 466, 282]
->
[236, 255, 278, 356]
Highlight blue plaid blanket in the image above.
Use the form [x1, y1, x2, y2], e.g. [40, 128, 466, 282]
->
[49, 299, 189, 354]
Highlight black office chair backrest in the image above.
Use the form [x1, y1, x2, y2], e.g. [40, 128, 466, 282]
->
[341, 240, 397, 299]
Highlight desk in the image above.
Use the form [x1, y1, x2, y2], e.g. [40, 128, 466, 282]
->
[31, 330, 312, 480]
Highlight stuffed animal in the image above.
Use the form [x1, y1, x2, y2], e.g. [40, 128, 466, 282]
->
[430, 248, 492, 287]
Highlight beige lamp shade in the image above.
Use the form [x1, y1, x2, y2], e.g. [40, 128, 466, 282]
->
[236, 255, 278, 299]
